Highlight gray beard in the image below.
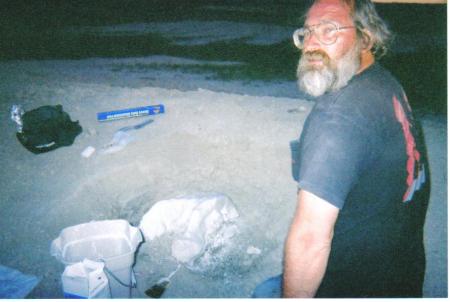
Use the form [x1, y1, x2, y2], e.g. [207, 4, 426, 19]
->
[297, 44, 361, 97]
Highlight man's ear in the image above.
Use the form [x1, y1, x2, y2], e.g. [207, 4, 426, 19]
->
[360, 29, 374, 53]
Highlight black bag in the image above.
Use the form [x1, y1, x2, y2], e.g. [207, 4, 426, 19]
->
[16, 105, 82, 154]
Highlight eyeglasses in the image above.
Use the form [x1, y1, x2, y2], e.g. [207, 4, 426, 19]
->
[293, 21, 355, 49]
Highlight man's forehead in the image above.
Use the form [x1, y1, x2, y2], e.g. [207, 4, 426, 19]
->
[305, 0, 352, 26]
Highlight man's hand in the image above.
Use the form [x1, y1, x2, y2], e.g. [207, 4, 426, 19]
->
[283, 190, 339, 297]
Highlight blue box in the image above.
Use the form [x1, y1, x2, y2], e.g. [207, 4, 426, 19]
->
[97, 104, 165, 122]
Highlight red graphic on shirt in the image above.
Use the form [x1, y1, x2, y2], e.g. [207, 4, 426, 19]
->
[392, 94, 421, 202]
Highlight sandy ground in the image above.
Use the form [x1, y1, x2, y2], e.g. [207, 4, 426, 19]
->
[0, 54, 446, 298]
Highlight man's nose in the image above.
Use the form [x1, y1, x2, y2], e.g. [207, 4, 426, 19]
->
[303, 32, 321, 51]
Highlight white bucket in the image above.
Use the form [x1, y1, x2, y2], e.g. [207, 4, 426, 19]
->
[51, 219, 143, 298]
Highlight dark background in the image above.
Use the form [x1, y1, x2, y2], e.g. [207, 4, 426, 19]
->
[0, 0, 446, 114]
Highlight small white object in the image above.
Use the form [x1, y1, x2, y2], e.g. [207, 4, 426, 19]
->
[246, 246, 261, 255]
[10, 104, 24, 132]
[101, 131, 134, 154]
[61, 259, 111, 298]
[81, 146, 96, 158]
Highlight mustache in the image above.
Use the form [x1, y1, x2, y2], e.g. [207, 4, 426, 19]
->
[301, 50, 331, 65]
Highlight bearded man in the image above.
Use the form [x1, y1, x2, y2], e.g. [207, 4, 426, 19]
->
[252, 0, 429, 298]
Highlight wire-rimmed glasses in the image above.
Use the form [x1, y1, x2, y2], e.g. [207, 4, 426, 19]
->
[293, 21, 355, 49]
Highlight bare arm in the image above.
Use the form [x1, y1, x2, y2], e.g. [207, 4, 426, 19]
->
[283, 190, 339, 298]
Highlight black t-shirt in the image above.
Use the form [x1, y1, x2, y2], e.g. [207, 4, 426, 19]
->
[294, 63, 429, 297]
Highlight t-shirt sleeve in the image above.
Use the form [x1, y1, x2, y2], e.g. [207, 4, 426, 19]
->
[297, 108, 372, 209]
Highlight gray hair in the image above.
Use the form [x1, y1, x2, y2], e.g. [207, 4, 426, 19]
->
[350, 0, 393, 58]
[305, 0, 393, 58]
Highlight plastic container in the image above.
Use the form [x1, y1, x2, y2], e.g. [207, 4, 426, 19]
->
[62, 259, 110, 298]
[50, 220, 143, 298]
